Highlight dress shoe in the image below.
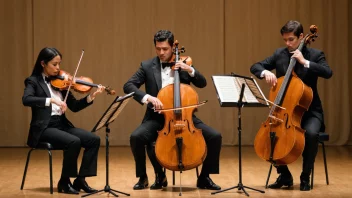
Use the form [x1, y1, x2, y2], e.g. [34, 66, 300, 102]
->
[300, 180, 311, 191]
[268, 174, 293, 189]
[150, 173, 167, 190]
[300, 174, 311, 191]
[57, 179, 79, 194]
[197, 176, 221, 190]
[73, 178, 98, 193]
[133, 176, 149, 190]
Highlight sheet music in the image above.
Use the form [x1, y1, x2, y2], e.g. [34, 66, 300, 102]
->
[95, 101, 119, 130]
[212, 75, 268, 106]
[107, 97, 132, 125]
[212, 76, 240, 102]
[245, 78, 268, 104]
[235, 78, 259, 103]
[93, 93, 134, 132]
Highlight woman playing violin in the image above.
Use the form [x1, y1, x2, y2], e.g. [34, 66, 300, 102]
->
[22, 47, 104, 194]
[123, 30, 222, 190]
[250, 20, 333, 191]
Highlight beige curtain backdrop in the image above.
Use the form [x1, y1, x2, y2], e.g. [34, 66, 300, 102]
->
[0, 0, 350, 147]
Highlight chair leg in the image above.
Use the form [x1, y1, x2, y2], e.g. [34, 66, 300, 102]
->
[20, 148, 35, 190]
[311, 164, 314, 189]
[321, 142, 329, 185]
[173, 171, 175, 185]
[265, 164, 272, 188]
[48, 150, 53, 194]
[196, 167, 199, 178]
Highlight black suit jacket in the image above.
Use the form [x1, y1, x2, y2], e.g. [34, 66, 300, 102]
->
[123, 56, 207, 122]
[250, 46, 333, 127]
[22, 74, 93, 147]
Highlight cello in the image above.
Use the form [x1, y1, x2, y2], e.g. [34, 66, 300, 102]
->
[254, 25, 318, 165]
[154, 41, 207, 172]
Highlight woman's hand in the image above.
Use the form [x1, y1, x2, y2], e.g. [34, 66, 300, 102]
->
[51, 98, 67, 113]
[90, 85, 105, 100]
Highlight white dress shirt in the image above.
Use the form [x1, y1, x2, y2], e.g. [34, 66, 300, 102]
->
[42, 73, 93, 115]
[141, 62, 195, 103]
[42, 74, 64, 116]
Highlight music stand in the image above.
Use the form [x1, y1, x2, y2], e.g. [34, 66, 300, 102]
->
[211, 73, 268, 197]
[82, 92, 134, 197]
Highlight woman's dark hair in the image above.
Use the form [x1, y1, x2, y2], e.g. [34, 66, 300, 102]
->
[280, 20, 303, 37]
[31, 47, 62, 75]
[153, 30, 174, 47]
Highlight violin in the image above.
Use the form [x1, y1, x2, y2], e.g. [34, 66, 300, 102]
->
[50, 70, 116, 95]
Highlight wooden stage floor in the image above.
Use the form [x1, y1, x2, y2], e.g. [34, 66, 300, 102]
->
[0, 146, 351, 198]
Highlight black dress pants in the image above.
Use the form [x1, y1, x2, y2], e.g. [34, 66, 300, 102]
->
[39, 115, 100, 178]
[276, 113, 322, 176]
[130, 115, 222, 177]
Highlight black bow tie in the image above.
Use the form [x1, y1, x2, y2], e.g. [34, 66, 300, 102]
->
[44, 76, 51, 83]
[161, 62, 174, 69]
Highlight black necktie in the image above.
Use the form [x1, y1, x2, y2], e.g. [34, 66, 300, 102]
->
[44, 76, 51, 83]
[161, 62, 174, 69]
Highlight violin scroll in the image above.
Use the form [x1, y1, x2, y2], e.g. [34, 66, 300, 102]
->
[104, 86, 116, 95]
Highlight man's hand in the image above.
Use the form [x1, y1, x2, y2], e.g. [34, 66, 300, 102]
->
[290, 49, 307, 65]
[264, 71, 277, 87]
[173, 61, 193, 73]
[147, 96, 163, 110]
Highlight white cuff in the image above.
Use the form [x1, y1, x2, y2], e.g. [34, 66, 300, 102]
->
[260, 70, 268, 78]
[87, 95, 93, 103]
[141, 94, 150, 104]
[188, 67, 195, 77]
[45, 98, 51, 106]
[304, 60, 310, 68]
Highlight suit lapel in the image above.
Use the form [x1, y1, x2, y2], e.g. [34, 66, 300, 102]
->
[152, 57, 162, 91]
[37, 75, 51, 97]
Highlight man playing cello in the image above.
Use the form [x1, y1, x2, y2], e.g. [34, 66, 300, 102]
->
[123, 30, 222, 190]
[250, 20, 332, 191]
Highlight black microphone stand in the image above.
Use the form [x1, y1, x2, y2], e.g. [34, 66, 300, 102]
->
[211, 84, 265, 197]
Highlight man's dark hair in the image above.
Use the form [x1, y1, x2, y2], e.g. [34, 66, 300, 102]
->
[280, 20, 303, 37]
[153, 30, 174, 47]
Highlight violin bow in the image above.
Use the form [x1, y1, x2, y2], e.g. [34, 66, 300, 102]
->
[63, 49, 85, 102]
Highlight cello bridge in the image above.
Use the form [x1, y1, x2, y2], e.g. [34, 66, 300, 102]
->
[174, 123, 185, 131]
